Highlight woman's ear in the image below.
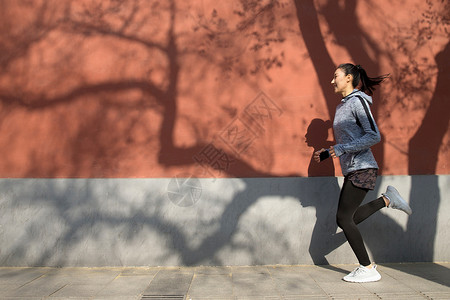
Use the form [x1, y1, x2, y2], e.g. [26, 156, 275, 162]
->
[346, 74, 353, 83]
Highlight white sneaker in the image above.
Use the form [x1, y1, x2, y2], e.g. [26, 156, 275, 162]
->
[343, 265, 381, 283]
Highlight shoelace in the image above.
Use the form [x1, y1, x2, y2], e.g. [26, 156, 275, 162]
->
[349, 266, 368, 277]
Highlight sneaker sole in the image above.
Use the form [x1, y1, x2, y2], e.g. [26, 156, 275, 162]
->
[343, 274, 381, 283]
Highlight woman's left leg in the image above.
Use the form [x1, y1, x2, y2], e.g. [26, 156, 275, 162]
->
[336, 179, 371, 266]
[353, 196, 386, 225]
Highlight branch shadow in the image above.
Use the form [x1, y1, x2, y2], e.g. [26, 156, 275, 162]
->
[0, 0, 299, 268]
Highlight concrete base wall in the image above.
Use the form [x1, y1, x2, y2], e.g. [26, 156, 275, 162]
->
[0, 175, 448, 267]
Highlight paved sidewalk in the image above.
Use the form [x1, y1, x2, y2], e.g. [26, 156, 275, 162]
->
[0, 263, 449, 300]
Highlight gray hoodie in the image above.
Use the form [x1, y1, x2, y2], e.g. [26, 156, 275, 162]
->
[333, 89, 381, 176]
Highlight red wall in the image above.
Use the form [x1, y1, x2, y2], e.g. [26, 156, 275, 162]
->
[0, 0, 448, 178]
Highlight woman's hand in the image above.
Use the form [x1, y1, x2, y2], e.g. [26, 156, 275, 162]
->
[314, 146, 337, 163]
[314, 148, 326, 163]
[329, 146, 337, 158]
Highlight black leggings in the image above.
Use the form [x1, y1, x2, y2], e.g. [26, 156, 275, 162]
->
[336, 178, 386, 266]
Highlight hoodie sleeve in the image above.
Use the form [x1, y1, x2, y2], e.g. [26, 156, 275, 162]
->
[333, 97, 381, 157]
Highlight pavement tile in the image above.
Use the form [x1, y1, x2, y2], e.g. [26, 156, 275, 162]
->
[234, 297, 281, 300]
[120, 267, 160, 276]
[232, 273, 279, 297]
[96, 275, 155, 297]
[2, 272, 69, 298]
[0, 284, 21, 293]
[361, 270, 417, 294]
[316, 281, 376, 297]
[187, 274, 233, 297]
[4, 282, 66, 298]
[375, 292, 428, 300]
[0, 298, 43, 300]
[49, 283, 104, 298]
[305, 264, 353, 282]
[327, 296, 379, 300]
[140, 296, 186, 300]
[421, 291, 450, 300]
[94, 297, 141, 300]
[232, 280, 277, 296]
[267, 267, 326, 296]
[45, 268, 122, 285]
[283, 296, 328, 299]
[142, 268, 194, 296]
[48, 298, 91, 300]
[0, 267, 51, 286]
[92, 297, 141, 300]
[186, 297, 234, 300]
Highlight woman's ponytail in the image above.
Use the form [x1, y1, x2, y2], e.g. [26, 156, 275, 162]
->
[338, 63, 389, 96]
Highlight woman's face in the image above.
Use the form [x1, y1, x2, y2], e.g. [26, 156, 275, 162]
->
[331, 68, 352, 96]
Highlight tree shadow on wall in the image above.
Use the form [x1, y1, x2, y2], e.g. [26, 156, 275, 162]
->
[0, 1, 448, 284]
[406, 42, 449, 263]
[0, 0, 300, 268]
[0, 0, 289, 178]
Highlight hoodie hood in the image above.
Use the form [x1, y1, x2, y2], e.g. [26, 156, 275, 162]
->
[342, 89, 373, 104]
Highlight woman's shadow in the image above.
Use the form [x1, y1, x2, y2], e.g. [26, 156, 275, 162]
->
[303, 119, 347, 270]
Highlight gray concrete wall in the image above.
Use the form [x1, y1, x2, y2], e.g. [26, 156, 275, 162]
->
[0, 175, 448, 267]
